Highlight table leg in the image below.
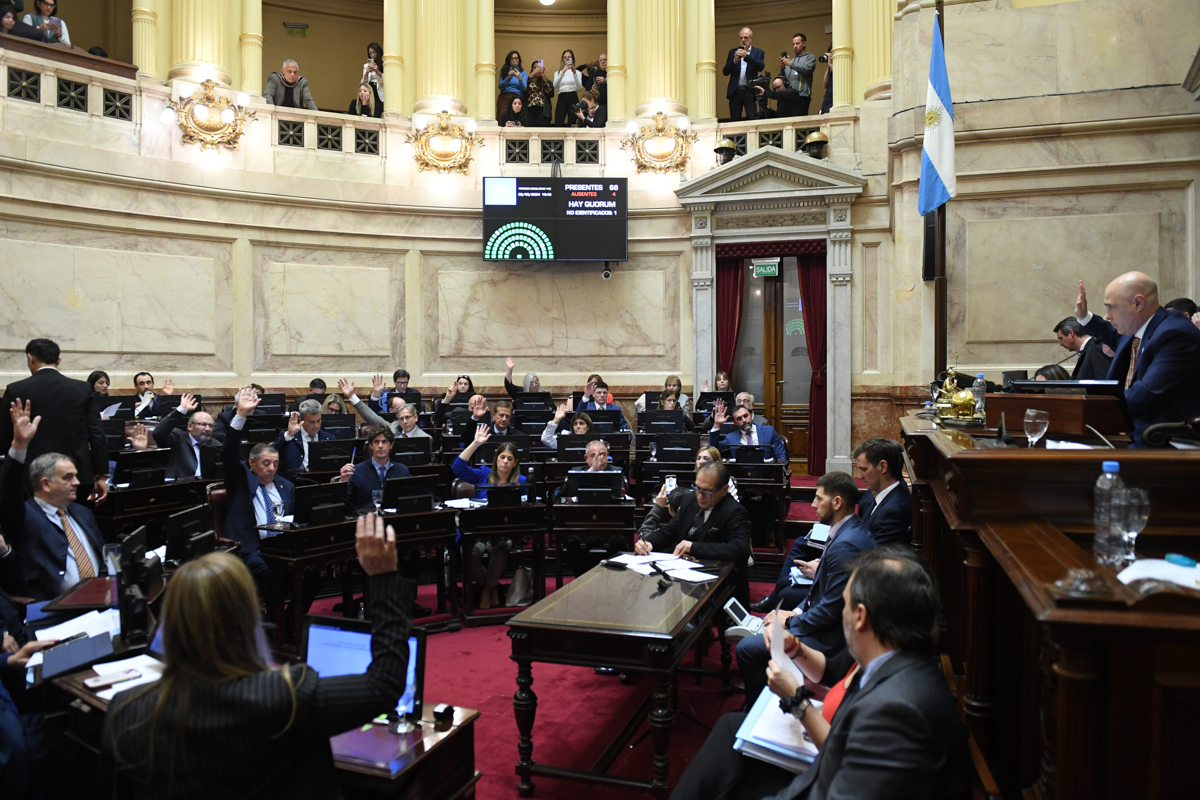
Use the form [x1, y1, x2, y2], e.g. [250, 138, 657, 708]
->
[649, 674, 675, 798]
[514, 659, 538, 796]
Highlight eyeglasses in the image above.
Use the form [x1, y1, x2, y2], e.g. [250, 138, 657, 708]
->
[695, 485, 725, 497]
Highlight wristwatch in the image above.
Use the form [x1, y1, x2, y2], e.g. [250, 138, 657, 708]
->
[779, 685, 813, 719]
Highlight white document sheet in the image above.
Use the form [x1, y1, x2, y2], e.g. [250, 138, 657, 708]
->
[608, 554, 658, 565]
[1046, 440, 1093, 450]
[101, 402, 123, 418]
[93, 654, 167, 700]
[768, 608, 807, 684]
[665, 567, 718, 583]
[1117, 559, 1200, 591]
[35, 608, 122, 642]
[749, 695, 821, 759]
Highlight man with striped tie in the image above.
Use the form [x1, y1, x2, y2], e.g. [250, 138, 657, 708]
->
[0, 399, 105, 601]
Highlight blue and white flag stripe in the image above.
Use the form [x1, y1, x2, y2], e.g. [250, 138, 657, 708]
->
[917, 11, 956, 215]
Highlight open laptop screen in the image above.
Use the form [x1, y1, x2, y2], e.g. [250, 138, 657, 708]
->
[304, 622, 425, 718]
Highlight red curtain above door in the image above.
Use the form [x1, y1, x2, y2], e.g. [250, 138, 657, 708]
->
[715, 258, 744, 375]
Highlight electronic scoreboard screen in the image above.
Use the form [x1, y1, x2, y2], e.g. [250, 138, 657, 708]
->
[483, 177, 628, 262]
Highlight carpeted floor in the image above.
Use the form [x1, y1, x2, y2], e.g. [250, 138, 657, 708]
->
[312, 578, 776, 799]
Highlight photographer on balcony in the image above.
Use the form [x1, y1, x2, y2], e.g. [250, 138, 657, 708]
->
[820, 46, 834, 114]
[780, 32, 815, 117]
[573, 90, 606, 128]
[722, 26, 765, 121]
[582, 53, 607, 106]
[755, 77, 805, 119]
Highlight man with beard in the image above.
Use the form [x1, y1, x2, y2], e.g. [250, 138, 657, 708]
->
[713, 403, 788, 463]
[149, 393, 215, 478]
[734, 471, 876, 706]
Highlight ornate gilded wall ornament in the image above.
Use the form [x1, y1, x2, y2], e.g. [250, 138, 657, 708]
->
[405, 111, 483, 175]
[620, 112, 698, 174]
[165, 80, 256, 151]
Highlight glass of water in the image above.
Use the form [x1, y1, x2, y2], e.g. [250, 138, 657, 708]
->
[273, 501, 285, 523]
[372, 489, 384, 515]
[1023, 409, 1049, 448]
[649, 442, 657, 461]
[1113, 488, 1150, 562]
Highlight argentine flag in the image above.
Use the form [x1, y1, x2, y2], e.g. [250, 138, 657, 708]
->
[917, 12, 956, 215]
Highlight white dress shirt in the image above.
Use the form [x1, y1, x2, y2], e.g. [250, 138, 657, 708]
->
[869, 480, 901, 514]
[252, 481, 282, 532]
[739, 426, 759, 447]
[33, 495, 100, 587]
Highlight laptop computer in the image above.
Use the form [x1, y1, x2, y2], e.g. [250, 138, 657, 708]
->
[303, 617, 427, 722]
[732, 444, 768, 464]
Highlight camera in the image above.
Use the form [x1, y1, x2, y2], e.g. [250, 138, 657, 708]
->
[571, 101, 588, 114]
[818, 54, 828, 63]
[602, 267, 612, 281]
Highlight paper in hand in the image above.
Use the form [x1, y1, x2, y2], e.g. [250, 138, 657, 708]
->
[768, 603, 807, 683]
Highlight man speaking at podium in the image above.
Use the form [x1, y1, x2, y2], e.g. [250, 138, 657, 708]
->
[1075, 272, 1200, 446]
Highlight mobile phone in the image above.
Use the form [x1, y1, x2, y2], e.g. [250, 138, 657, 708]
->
[781, 51, 787, 58]
[664, 475, 677, 493]
[84, 669, 141, 690]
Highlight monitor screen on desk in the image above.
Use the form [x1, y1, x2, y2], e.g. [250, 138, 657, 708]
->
[304, 620, 426, 719]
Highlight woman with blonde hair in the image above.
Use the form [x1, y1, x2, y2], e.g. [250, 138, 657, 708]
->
[101, 515, 411, 798]
[348, 81, 382, 117]
[635, 374, 691, 413]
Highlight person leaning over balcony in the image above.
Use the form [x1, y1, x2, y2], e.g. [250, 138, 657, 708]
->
[23, 0, 68, 46]
[265, 59, 318, 111]
[348, 81, 383, 118]
[524, 60, 554, 128]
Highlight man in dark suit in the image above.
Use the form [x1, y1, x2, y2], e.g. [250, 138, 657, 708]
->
[854, 437, 912, 547]
[337, 424, 410, 510]
[713, 403, 788, 463]
[148, 393, 214, 479]
[1076, 273, 1200, 446]
[636, 461, 752, 601]
[0, 339, 109, 503]
[273, 399, 334, 473]
[722, 26, 765, 120]
[736, 471, 877, 705]
[222, 389, 296, 593]
[288, 378, 328, 412]
[0, 400, 106, 601]
[756, 77, 806, 118]
[131, 372, 166, 419]
[1054, 316, 1112, 380]
[211, 383, 263, 445]
[670, 548, 970, 800]
[578, 381, 629, 430]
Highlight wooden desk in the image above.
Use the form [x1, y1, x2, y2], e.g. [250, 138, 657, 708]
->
[93, 478, 217, 541]
[457, 504, 548, 622]
[901, 412, 1200, 800]
[727, 462, 790, 552]
[507, 561, 735, 798]
[550, 503, 637, 588]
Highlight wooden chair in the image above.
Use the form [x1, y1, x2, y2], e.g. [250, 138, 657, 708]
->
[207, 484, 228, 539]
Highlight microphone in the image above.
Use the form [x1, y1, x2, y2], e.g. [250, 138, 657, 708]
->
[1053, 351, 1080, 366]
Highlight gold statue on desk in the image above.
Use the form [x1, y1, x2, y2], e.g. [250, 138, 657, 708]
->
[936, 368, 979, 420]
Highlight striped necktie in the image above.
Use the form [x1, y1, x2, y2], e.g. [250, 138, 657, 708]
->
[57, 509, 96, 579]
[259, 484, 277, 524]
[1125, 337, 1141, 389]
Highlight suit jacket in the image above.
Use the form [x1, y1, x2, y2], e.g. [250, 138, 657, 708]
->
[347, 459, 411, 510]
[716, 424, 788, 463]
[211, 405, 236, 445]
[101, 570, 415, 800]
[789, 515, 877, 651]
[272, 428, 336, 473]
[1083, 307, 1200, 445]
[0, 368, 108, 486]
[1072, 336, 1113, 381]
[0, 455, 105, 601]
[578, 401, 627, 430]
[151, 409, 208, 479]
[722, 46, 766, 98]
[643, 493, 751, 599]
[580, 105, 607, 128]
[349, 397, 430, 439]
[857, 481, 913, 548]
[772, 651, 970, 800]
[131, 394, 162, 419]
[222, 421, 295, 555]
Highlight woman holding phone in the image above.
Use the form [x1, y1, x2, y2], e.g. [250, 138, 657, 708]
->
[553, 49, 584, 127]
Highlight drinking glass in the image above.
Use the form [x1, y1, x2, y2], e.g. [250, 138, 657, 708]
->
[272, 501, 285, 522]
[1023, 409, 1049, 448]
[1114, 488, 1150, 562]
[372, 489, 384, 515]
[649, 442, 658, 461]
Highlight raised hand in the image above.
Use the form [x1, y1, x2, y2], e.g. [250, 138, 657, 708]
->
[338, 378, 356, 399]
[9, 399, 40, 449]
[127, 423, 150, 450]
[355, 513, 398, 576]
[553, 402, 568, 423]
[712, 398, 728, 428]
[180, 393, 199, 413]
[286, 411, 301, 438]
[1075, 280, 1088, 319]
[372, 373, 386, 395]
[701, 379, 710, 393]
[444, 384, 456, 402]
[506, 356, 515, 370]
[161, 379, 176, 396]
[654, 483, 669, 508]
[235, 385, 261, 417]
[473, 423, 492, 446]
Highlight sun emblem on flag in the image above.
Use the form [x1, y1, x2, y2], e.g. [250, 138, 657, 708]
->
[925, 105, 944, 130]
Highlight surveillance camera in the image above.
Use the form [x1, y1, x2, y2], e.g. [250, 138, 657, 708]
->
[602, 268, 612, 281]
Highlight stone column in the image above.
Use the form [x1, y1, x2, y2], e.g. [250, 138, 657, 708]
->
[606, 0, 627, 122]
[693, 0, 716, 121]
[131, 2, 159, 80]
[414, 0, 466, 115]
[475, 0, 495, 122]
[825, 202, 853, 474]
[863, 0, 892, 101]
[169, 0, 230, 85]
[239, 0, 262, 96]
[383, 0, 405, 115]
[691, 206, 716, 392]
[830, 0, 853, 109]
[634, 0, 685, 118]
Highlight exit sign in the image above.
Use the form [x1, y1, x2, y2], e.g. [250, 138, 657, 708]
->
[753, 260, 779, 277]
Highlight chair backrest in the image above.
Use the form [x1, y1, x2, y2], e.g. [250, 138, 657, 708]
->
[207, 485, 228, 539]
[450, 478, 476, 499]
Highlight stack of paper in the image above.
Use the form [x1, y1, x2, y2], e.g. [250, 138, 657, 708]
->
[92, 654, 167, 700]
[733, 688, 818, 773]
[34, 608, 122, 642]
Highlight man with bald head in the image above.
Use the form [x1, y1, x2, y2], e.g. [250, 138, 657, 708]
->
[1076, 271, 1200, 445]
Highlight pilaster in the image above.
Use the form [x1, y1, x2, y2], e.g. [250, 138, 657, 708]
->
[693, 0, 716, 121]
[830, 0, 853, 110]
[383, 0, 405, 116]
[169, 0, 230, 85]
[634, 0, 685, 118]
[475, 0, 496, 123]
[606, 0, 627, 122]
[690, 205, 716, 391]
[414, 0, 466, 115]
[826, 201, 853, 474]
[132, 3, 159, 80]
[239, 0, 262, 97]
[862, 0, 891, 101]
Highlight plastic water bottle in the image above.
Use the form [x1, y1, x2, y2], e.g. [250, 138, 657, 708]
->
[1093, 461, 1125, 566]
[971, 374, 987, 419]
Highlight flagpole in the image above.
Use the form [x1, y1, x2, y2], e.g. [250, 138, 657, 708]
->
[934, 1, 948, 377]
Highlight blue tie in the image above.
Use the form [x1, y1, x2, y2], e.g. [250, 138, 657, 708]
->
[378, 463, 389, 485]
[259, 484, 277, 523]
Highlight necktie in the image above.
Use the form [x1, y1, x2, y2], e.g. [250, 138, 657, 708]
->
[1125, 337, 1141, 389]
[687, 507, 708, 540]
[57, 509, 95, 579]
[301, 432, 310, 470]
[378, 463, 389, 485]
[259, 484, 277, 524]
[193, 442, 202, 477]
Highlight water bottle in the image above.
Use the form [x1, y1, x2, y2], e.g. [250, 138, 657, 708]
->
[1093, 461, 1125, 566]
[971, 374, 987, 419]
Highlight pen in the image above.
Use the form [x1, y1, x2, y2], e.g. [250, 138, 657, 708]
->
[351, 446, 357, 463]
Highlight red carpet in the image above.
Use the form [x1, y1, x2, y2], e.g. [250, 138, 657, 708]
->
[790, 475, 867, 489]
[313, 579, 776, 799]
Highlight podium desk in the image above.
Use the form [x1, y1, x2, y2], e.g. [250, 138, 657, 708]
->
[901, 412, 1200, 800]
[507, 561, 735, 798]
[93, 477, 218, 541]
[549, 503, 637, 588]
[457, 504, 548, 623]
[726, 461, 790, 553]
